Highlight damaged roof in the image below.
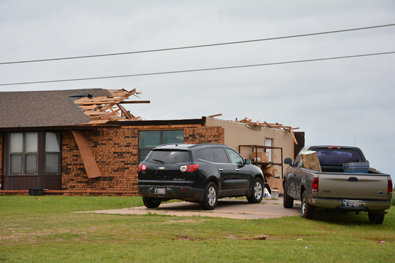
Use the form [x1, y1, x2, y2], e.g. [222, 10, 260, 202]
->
[0, 88, 110, 128]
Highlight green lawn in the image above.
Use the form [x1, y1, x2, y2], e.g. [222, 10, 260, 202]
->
[1, 195, 394, 262]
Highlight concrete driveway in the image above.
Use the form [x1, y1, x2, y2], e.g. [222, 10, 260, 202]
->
[88, 198, 302, 220]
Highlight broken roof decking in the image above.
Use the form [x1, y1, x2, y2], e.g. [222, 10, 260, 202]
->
[74, 88, 144, 126]
[0, 88, 110, 129]
[237, 117, 300, 145]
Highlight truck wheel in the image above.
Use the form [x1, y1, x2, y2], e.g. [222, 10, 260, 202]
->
[247, 177, 263, 203]
[200, 182, 218, 210]
[301, 191, 315, 219]
[368, 212, 385, 224]
[283, 188, 294, 208]
[143, 197, 161, 208]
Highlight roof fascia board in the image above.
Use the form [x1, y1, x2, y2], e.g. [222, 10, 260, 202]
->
[107, 118, 205, 127]
[0, 118, 206, 132]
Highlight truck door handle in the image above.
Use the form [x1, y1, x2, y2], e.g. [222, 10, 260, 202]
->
[348, 177, 358, 182]
[219, 168, 224, 171]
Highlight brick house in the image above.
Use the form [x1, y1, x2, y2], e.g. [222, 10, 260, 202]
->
[0, 88, 303, 196]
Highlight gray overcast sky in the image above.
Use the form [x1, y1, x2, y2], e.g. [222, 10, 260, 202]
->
[1, 0, 394, 176]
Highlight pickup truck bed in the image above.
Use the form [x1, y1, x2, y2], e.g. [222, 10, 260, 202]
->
[283, 146, 393, 224]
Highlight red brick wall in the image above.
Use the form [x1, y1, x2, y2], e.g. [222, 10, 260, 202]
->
[62, 129, 139, 195]
[184, 126, 224, 144]
[59, 126, 224, 196]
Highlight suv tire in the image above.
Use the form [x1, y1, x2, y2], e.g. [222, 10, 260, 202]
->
[200, 182, 218, 210]
[143, 197, 161, 209]
[247, 177, 263, 203]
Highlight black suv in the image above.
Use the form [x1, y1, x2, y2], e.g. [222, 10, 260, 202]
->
[138, 143, 265, 210]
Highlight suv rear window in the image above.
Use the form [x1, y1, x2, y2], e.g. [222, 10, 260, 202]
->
[310, 148, 364, 166]
[145, 150, 191, 164]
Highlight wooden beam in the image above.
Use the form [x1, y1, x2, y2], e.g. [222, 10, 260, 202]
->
[119, 100, 151, 104]
[73, 96, 108, 104]
[208, 113, 222, 118]
[71, 130, 102, 178]
[79, 105, 98, 110]
[103, 108, 121, 119]
[290, 130, 299, 145]
[117, 104, 135, 119]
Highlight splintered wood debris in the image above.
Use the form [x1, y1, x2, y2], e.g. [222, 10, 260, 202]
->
[75, 88, 148, 125]
[237, 117, 300, 145]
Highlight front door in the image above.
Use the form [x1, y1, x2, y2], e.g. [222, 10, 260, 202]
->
[225, 148, 250, 195]
[212, 147, 234, 197]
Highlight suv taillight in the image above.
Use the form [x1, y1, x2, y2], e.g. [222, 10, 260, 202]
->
[389, 179, 393, 196]
[312, 177, 318, 192]
[138, 164, 147, 171]
[187, 164, 199, 172]
[180, 164, 199, 172]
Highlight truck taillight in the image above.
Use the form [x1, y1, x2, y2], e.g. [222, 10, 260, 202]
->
[138, 164, 147, 171]
[389, 179, 393, 196]
[312, 178, 318, 192]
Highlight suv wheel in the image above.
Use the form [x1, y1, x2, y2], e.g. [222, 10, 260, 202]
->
[247, 177, 263, 203]
[200, 182, 218, 210]
[143, 197, 161, 209]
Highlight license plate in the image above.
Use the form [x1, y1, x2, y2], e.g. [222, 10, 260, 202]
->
[343, 200, 365, 207]
[154, 188, 166, 194]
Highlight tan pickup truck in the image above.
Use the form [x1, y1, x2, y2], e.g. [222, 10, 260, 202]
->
[283, 146, 393, 224]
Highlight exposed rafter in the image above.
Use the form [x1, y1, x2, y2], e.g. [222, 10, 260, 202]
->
[74, 88, 149, 125]
[237, 117, 300, 145]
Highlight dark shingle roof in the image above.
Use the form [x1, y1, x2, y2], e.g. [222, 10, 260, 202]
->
[0, 89, 110, 128]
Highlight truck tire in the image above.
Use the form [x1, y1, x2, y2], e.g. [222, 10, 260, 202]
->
[143, 197, 161, 208]
[368, 212, 385, 224]
[247, 177, 263, 203]
[200, 182, 218, 210]
[301, 191, 315, 219]
[283, 188, 294, 208]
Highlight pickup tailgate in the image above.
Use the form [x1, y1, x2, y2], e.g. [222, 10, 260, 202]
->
[318, 173, 389, 200]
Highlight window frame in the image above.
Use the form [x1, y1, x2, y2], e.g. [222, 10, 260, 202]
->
[4, 131, 62, 176]
[44, 132, 62, 175]
[9, 132, 38, 175]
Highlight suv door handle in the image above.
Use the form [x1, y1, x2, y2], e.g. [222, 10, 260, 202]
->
[219, 168, 224, 171]
[235, 168, 240, 172]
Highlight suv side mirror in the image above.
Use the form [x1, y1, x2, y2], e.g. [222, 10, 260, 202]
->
[245, 159, 251, 165]
[284, 158, 293, 165]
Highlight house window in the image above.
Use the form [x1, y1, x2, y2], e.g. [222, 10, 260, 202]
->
[138, 130, 184, 163]
[7, 131, 61, 175]
[45, 132, 61, 174]
[9, 132, 38, 174]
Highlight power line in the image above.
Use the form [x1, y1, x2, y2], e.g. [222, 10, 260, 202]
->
[1, 51, 394, 86]
[1, 23, 395, 65]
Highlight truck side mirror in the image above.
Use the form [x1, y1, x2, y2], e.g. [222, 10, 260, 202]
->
[284, 158, 293, 165]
